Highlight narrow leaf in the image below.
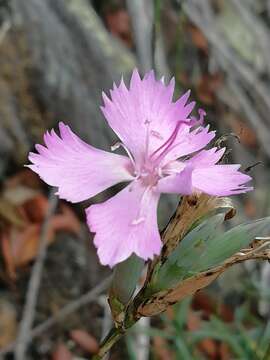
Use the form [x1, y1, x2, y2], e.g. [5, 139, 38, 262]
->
[195, 217, 270, 270]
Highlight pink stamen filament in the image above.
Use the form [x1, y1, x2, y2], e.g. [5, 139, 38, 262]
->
[150, 120, 189, 163]
[190, 108, 206, 127]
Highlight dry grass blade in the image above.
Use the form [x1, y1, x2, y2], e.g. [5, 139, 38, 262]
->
[14, 191, 58, 360]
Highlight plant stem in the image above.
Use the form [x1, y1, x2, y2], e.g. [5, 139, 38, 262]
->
[263, 341, 270, 360]
[93, 327, 124, 360]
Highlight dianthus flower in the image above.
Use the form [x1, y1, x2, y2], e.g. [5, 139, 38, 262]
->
[27, 69, 252, 267]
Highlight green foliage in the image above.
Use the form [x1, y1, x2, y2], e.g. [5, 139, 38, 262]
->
[152, 216, 270, 291]
[128, 298, 270, 360]
[111, 254, 144, 304]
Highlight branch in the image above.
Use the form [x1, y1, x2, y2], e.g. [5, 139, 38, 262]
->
[0, 275, 112, 357]
[14, 190, 58, 360]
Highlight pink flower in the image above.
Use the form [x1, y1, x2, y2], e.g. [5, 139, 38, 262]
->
[27, 69, 252, 267]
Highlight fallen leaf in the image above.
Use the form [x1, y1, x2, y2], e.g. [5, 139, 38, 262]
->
[227, 115, 258, 148]
[218, 342, 231, 360]
[4, 169, 42, 190]
[187, 310, 218, 359]
[70, 329, 99, 354]
[192, 292, 234, 322]
[196, 74, 223, 105]
[51, 204, 81, 235]
[1, 230, 16, 279]
[187, 24, 208, 52]
[52, 343, 73, 360]
[105, 9, 133, 48]
[23, 194, 49, 223]
[9, 224, 54, 268]
[3, 185, 39, 206]
[0, 198, 26, 228]
[0, 299, 17, 348]
[187, 309, 201, 331]
[244, 198, 257, 218]
[1, 199, 81, 276]
[152, 336, 174, 360]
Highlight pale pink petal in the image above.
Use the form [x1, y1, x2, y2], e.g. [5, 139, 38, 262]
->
[101, 69, 195, 162]
[192, 165, 253, 196]
[27, 123, 133, 202]
[87, 181, 161, 267]
[188, 147, 226, 166]
[162, 125, 216, 164]
[157, 164, 193, 194]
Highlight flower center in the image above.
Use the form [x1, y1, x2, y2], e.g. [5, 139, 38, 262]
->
[135, 121, 187, 187]
[139, 161, 160, 187]
[111, 118, 194, 187]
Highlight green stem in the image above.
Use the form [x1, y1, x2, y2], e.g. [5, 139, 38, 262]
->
[93, 327, 124, 360]
[263, 341, 270, 360]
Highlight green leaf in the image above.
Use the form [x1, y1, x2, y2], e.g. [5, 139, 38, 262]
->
[111, 254, 144, 304]
[194, 217, 270, 271]
[152, 216, 270, 291]
[152, 214, 225, 289]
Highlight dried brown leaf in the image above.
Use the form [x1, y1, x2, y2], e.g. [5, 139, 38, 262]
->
[152, 336, 174, 360]
[51, 204, 81, 235]
[23, 194, 49, 223]
[105, 10, 132, 48]
[0, 299, 17, 349]
[3, 185, 39, 206]
[10, 224, 54, 268]
[52, 343, 73, 360]
[187, 310, 218, 358]
[187, 24, 208, 52]
[0, 198, 26, 228]
[1, 231, 16, 279]
[1, 201, 81, 276]
[70, 329, 99, 354]
[4, 169, 41, 190]
[137, 243, 270, 317]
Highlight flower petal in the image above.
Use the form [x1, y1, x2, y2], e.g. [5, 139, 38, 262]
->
[27, 123, 133, 202]
[157, 164, 193, 194]
[101, 69, 195, 163]
[87, 181, 162, 267]
[162, 125, 216, 164]
[188, 147, 226, 166]
[192, 165, 253, 196]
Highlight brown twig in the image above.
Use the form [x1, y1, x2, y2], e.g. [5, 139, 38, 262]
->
[14, 190, 58, 360]
[0, 275, 112, 358]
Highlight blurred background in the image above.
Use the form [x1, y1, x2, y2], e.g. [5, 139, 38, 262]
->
[0, 0, 270, 359]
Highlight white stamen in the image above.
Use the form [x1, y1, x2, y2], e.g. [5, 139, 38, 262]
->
[144, 119, 151, 158]
[162, 169, 179, 175]
[111, 141, 136, 171]
[158, 167, 163, 177]
[131, 217, 145, 225]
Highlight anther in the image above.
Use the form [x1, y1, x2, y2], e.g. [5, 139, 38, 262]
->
[151, 130, 163, 140]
